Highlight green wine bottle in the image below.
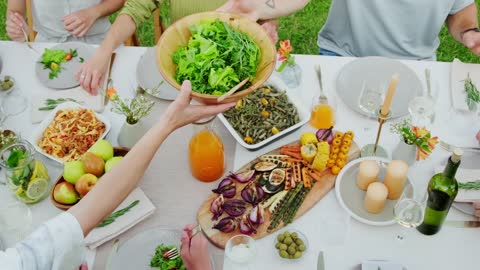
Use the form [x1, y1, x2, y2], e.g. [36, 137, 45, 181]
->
[417, 149, 462, 235]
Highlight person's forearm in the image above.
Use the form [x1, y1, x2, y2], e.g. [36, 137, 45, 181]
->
[96, 14, 136, 56]
[7, 0, 26, 15]
[68, 119, 174, 236]
[221, 0, 310, 21]
[446, 3, 478, 43]
[89, 0, 125, 20]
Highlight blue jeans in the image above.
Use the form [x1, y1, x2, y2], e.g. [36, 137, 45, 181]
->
[319, 48, 342, 56]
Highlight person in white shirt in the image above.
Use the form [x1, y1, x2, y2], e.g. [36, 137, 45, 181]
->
[6, 0, 125, 44]
[0, 80, 234, 270]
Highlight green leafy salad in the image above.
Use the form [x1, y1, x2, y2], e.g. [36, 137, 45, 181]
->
[150, 244, 186, 270]
[40, 48, 79, 79]
[173, 20, 261, 95]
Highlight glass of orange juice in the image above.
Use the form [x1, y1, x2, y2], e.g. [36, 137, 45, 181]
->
[189, 121, 225, 182]
[309, 97, 336, 130]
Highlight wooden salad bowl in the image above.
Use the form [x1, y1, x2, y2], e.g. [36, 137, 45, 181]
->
[50, 147, 130, 210]
[156, 11, 277, 105]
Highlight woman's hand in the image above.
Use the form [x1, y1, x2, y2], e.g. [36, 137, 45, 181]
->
[476, 130, 480, 143]
[260, 19, 279, 44]
[163, 81, 235, 130]
[180, 224, 211, 270]
[63, 8, 99, 38]
[473, 202, 480, 217]
[76, 49, 111, 95]
[6, 11, 29, 42]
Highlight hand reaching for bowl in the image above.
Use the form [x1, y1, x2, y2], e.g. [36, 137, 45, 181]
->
[162, 81, 235, 130]
[180, 224, 211, 270]
[6, 11, 30, 42]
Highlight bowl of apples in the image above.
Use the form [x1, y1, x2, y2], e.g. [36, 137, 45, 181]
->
[50, 139, 129, 210]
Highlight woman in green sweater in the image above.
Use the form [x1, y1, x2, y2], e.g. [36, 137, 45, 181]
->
[77, 0, 309, 94]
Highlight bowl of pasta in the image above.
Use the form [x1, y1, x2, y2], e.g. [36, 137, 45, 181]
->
[29, 102, 111, 164]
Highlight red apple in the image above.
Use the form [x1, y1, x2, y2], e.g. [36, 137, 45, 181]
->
[54, 182, 79, 205]
[75, 173, 99, 197]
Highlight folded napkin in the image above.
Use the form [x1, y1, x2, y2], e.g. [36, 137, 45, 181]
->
[84, 188, 156, 249]
[434, 166, 480, 203]
[30, 88, 105, 124]
[451, 58, 480, 112]
[362, 261, 403, 270]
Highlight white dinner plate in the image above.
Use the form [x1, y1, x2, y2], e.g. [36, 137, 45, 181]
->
[336, 57, 422, 119]
[29, 102, 111, 165]
[218, 74, 309, 150]
[35, 42, 94, 89]
[136, 47, 178, 101]
[108, 227, 215, 270]
[335, 157, 412, 226]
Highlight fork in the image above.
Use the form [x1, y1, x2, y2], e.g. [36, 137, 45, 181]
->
[439, 140, 480, 153]
[315, 65, 328, 104]
[21, 27, 40, 54]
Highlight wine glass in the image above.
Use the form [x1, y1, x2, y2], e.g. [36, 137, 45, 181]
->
[0, 76, 28, 117]
[393, 183, 427, 241]
[408, 69, 438, 128]
[224, 235, 256, 270]
[357, 80, 385, 118]
[0, 202, 32, 247]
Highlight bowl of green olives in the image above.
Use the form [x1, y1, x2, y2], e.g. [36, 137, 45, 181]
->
[0, 76, 15, 95]
[274, 229, 308, 261]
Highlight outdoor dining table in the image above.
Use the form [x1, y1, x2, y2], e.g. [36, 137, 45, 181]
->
[0, 40, 478, 270]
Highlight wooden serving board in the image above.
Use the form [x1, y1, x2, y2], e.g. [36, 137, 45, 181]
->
[197, 141, 360, 248]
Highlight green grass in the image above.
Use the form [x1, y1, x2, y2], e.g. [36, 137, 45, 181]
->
[1, 0, 479, 63]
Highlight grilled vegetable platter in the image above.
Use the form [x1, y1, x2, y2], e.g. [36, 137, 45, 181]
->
[197, 129, 360, 248]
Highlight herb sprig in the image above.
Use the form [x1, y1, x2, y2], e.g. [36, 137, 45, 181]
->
[464, 73, 480, 111]
[97, 200, 140, 228]
[458, 180, 480, 190]
[38, 98, 83, 111]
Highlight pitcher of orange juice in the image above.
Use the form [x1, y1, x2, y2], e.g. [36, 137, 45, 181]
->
[189, 121, 225, 182]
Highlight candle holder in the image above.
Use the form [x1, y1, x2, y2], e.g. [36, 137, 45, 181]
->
[360, 109, 391, 158]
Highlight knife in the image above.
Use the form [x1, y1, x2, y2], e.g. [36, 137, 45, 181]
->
[317, 251, 325, 270]
[445, 220, 480, 228]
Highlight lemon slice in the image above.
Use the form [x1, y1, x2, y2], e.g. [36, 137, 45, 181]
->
[16, 191, 41, 204]
[30, 160, 49, 181]
[26, 177, 49, 200]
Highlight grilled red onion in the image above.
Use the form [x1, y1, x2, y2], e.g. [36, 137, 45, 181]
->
[210, 195, 224, 221]
[239, 215, 257, 235]
[212, 177, 236, 198]
[230, 170, 256, 183]
[241, 184, 264, 205]
[223, 199, 247, 217]
[316, 127, 334, 144]
[248, 205, 265, 225]
[213, 217, 237, 233]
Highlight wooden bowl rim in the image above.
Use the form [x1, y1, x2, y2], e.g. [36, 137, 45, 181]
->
[50, 147, 130, 210]
[156, 11, 277, 101]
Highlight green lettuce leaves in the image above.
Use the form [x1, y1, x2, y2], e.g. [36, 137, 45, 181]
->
[173, 20, 261, 95]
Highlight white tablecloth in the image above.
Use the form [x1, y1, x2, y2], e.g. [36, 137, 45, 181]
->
[1, 41, 479, 270]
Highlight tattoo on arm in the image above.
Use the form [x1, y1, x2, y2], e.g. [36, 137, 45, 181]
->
[265, 0, 276, 9]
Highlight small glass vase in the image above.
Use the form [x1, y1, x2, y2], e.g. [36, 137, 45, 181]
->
[277, 63, 302, 88]
[117, 120, 148, 148]
[392, 140, 417, 165]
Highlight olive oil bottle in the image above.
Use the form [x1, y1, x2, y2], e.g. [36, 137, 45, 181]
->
[417, 149, 462, 235]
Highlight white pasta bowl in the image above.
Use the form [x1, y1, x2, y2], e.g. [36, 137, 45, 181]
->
[29, 102, 111, 164]
[218, 74, 309, 150]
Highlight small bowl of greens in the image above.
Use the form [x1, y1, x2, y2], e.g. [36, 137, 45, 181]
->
[0, 75, 15, 95]
[156, 11, 276, 104]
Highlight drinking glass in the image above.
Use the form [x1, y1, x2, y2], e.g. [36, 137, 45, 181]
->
[0, 76, 27, 117]
[357, 81, 385, 117]
[393, 183, 427, 241]
[0, 202, 32, 248]
[408, 96, 435, 127]
[225, 235, 256, 270]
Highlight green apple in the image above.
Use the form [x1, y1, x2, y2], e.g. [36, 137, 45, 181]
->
[105, 156, 124, 173]
[75, 173, 99, 197]
[63, 161, 85, 184]
[53, 182, 79, 204]
[88, 140, 114, 161]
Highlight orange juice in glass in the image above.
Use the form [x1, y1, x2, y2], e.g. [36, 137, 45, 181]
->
[189, 125, 225, 182]
[309, 103, 335, 130]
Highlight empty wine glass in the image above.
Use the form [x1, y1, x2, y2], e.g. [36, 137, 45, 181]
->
[358, 81, 385, 117]
[393, 183, 427, 241]
[408, 69, 438, 127]
[0, 202, 32, 247]
[224, 235, 256, 270]
[0, 76, 27, 117]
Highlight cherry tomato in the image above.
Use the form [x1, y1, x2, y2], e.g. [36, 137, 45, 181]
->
[65, 53, 72, 61]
